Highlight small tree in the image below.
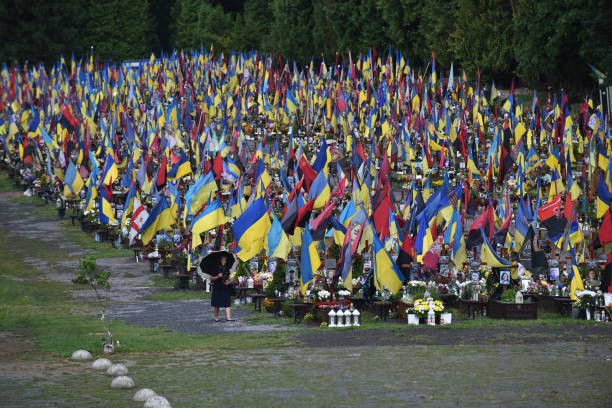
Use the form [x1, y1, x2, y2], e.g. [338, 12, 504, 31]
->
[73, 256, 113, 347]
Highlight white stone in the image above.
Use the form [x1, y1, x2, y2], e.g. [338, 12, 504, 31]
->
[144, 395, 172, 408]
[110, 375, 135, 389]
[106, 363, 128, 376]
[92, 358, 112, 370]
[71, 350, 92, 360]
[133, 388, 157, 402]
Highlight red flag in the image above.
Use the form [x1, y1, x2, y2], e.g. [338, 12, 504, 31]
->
[373, 196, 392, 240]
[600, 210, 612, 245]
[156, 155, 167, 187]
[298, 156, 317, 190]
[213, 153, 223, 180]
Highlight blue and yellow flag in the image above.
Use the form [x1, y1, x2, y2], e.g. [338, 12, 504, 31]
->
[101, 154, 118, 186]
[140, 196, 176, 245]
[168, 152, 192, 180]
[266, 212, 292, 259]
[372, 231, 403, 293]
[63, 160, 84, 197]
[300, 226, 320, 294]
[185, 171, 217, 214]
[480, 227, 514, 268]
[99, 186, 115, 225]
[191, 198, 226, 248]
[232, 197, 271, 261]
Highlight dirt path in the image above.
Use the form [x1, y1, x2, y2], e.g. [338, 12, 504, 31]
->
[0, 192, 289, 334]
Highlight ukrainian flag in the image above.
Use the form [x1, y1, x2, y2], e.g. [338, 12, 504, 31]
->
[308, 170, 331, 210]
[266, 212, 292, 259]
[191, 198, 226, 248]
[101, 154, 118, 186]
[567, 244, 584, 300]
[480, 228, 514, 268]
[184, 171, 217, 214]
[256, 160, 271, 189]
[596, 174, 612, 218]
[99, 186, 115, 225]
[285, 88, 299, 115]
[120, 183, 136, 229]
[63, 161, 84, 197]
[167, 152, 191, 180]
[372, 232, 403, 294]
[84, 176, 97, 211]
[300, 226, 320, 294]
[140, 196, 176, 245]
[232, 197, 271, 261]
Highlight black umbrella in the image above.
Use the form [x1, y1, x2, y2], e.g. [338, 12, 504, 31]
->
[199, 250, 236, 276]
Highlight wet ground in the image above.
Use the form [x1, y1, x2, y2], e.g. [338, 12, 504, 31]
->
[1, 343, 611, 407]
[108, 299, 292, 335]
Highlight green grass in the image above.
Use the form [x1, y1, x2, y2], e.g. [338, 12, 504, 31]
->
[150, 275, 175, 288]
[57, 220, 132, 259]
[11, 195, 58, 217]
[0, 171, 17, 192]
[0, 246, 294, 358]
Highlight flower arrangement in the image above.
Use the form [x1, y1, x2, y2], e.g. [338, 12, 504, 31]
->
[257, 271, 273, 280]
[303, 312, 315, 322]
[337, 289, 351, 298]
[575, 290, 596, 311]
[409, 298, 444, 319]
[317, 289, 330, 300]
[320, 322, 328, 328]
[437, 283, 449, 294]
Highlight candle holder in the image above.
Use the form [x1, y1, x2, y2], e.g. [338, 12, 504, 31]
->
[328, 309, 337, 327]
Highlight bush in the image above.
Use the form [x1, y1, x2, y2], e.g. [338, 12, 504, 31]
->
[500, 288, 517, 303]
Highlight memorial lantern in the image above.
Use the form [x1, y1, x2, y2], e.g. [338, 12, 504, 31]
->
[343, 309, 352, 326]
[328, 309, 337, 327]
[352, 309, 360, 326]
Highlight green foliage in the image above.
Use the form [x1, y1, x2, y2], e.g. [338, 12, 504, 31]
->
[450, 0, 515, 84]
[268, 0, 314, 65]
[500, 288, 517, 303]
[235, 260, 251, 278]
[265, 260, 287, 297]
[72, 255, 111, 290]
[1, 0, 611, 89]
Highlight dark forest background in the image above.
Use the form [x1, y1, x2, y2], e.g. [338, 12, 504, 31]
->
[1, 0, 610, 90]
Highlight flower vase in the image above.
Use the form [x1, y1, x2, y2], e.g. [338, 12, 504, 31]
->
[585, 308, 591, 321]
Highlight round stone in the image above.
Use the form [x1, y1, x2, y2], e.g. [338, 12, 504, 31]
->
[106, 363, 128, 376]
[91, 358, 112, 370]
[144, 395, 172, 408]
[110, 375, 135, 389]
[71, 350, 92, 360]
[133, 388, 157, 402]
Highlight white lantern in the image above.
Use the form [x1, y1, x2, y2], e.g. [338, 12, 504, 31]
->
[328, 309, 337, 327]
[352, 309, 360, 326]
[336, 309, 344, 327]
[344, 309, 352, 326]
[427, 300, 436, 326]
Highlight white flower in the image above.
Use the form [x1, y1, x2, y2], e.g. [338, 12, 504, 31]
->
[338, 290, 351, 297]
[257, 272, 273, 280]
[318, 290, 330, 299]
[576, 290, 596, 298]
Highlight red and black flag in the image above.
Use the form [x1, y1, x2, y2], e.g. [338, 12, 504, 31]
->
[467, 205, 495, 250]
[537, 194, 566, 246]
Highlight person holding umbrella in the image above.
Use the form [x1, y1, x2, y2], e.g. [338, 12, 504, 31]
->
[209, 254, 234, 322]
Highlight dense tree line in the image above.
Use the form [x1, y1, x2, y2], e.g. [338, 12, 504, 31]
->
[1, 0, 610, 89]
